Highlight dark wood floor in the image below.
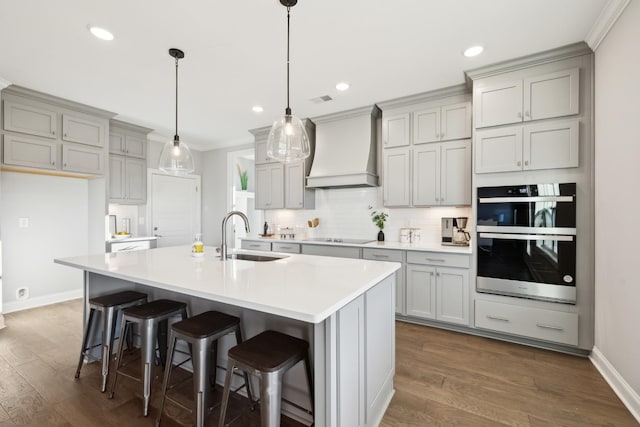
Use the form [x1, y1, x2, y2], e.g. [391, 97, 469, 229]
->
[0, 300, 637, 426]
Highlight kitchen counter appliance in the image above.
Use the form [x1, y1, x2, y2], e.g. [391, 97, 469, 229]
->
[476, 183, 577, 304]
[442, 217, 470, 246]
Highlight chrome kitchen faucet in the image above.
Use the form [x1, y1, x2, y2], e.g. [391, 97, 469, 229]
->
[220, 211, 250, 260]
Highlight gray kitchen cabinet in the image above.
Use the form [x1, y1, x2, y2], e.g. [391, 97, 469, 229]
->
[475, 119, 579, 173]
[272, 242, 301, 254]
[62, 113, 106, 147]
[3, 98, 58, 139]
[475, 299, 578, 346]
[240, 240, 271, 251]
[255, 139, 277, 165]
[382, 112, 410, 148]
[475, 67, 579, 128]
[405, 251, 470, 326]
[108, 120, 151, 204]
[2, 135, 57, 170]
[413, 102, 471, 144]
[255, 164, 284, 209]
[301, 244, 361, 259]
[363, 248, 405, 315]
[285, 160, 315, 209]
[62, 143, 105, 175]
[382, 147, 411, 207]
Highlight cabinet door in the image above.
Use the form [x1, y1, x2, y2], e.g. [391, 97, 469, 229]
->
[255, 165, 269, 209]
[382, 113, 410, 148]
[255, 139, 277, 164]
[524, 119, 579, 171]
[124, 135, 147, 158]
[3, 135, 57, 170]
[436, 267, 469, 325]
[475, 80, 523, 128]
[109, 131, 126, 154]
[269, 164, 284, 208]
[285, 161, 304, 209]
[62, 144, 104, 174]
[440, 139, 471, 206]
[523, 68, 579, 122]
[383, 147, 410, 206]
[255, 164, 284, 209]
[441, 102, 471, 141]
[62, 114, 105, 147]
[412, 144, 440, 206]
[475, 127, 523, 174]
[406, 264, 436, 319]
[108, 155, 126, 200]
[413, 107, 440, 144]
[3, 100, 57, 139]
[125, 157, 147, 203]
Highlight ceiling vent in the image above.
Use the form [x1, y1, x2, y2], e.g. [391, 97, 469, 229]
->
[310, 95, 333, 104]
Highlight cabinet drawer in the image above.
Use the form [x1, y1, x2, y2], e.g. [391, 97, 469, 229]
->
[272, 242, 301, 254]
[475, 300, 578, 346]
[302, 244, 361, 259]
[406, 251, 470, 268]
[240, 240, 271, 251]
[362, 248, 403, 262]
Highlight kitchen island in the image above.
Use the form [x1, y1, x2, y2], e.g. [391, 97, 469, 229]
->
[55, 245, 400, 426]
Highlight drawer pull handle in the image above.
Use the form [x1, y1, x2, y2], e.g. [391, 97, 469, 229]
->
[279, 246, 292, 249]
[373, 254, 389, 258]
[536, 323, 564, 331]
[487, 315, 509, 322]
[426, 258, 445, 262]
[249, 244, 261, 248]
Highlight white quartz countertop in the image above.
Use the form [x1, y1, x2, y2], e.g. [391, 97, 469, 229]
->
[55, 246, 400, 324]
[243, 236, 473, 254]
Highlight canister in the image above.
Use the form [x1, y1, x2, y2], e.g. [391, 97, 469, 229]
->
[399, 228, 411, 243]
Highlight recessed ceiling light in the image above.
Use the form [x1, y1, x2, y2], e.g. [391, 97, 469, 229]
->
[463, 45, 483, 57]
[252, 105, 264, 113]
[335, 82, 350, 91]
[88, 26, 114, 41]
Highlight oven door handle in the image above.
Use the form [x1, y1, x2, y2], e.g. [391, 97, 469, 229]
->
[478, 233, 574, 242]
[478, 195, 574, 203]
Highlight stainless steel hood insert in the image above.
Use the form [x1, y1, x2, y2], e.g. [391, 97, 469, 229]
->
[307, 105, 380, 188]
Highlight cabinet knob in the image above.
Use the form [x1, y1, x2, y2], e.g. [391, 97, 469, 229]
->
[51, 161, 55, 166]
[436, 272, 440, 277]
[440, 132, 445, 138]
[52, 131, 55, 135]
[517, 112, 522, 119]
[517, 161, 522, 167]
[64, 163, 67, 167]
[64, 133, 67, 137]
[524, 160, 529, 166]
[525, 110, 530, 118]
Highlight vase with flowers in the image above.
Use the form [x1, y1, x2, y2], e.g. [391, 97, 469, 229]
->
[236, 165, 248, 191]
[371, 210, 388, 242]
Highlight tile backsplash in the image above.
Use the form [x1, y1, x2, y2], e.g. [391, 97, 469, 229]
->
[264, 187, 472, 245]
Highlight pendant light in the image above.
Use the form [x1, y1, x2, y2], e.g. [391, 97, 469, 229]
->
[159, 48, 195, 175]
[266, 0, 311, 163]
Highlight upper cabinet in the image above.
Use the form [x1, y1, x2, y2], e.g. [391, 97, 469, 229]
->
[250, 121, 315, 210]
[108, 120, 152, 204]
[1, 86, 114, 176]
[475, 68, 579, 129]
[379, 89, 472, 208]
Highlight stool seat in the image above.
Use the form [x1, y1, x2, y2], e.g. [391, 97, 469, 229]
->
[229, 330, 309, 373]
[123, 299, 187, 319]
[172, 311, 240, 339]
[89, 290, 148, 308]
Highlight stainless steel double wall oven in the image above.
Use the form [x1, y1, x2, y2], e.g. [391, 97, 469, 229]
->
[476, 183, 577, 304]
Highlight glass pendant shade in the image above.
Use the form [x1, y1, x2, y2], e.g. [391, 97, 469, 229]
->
[266, 114, 310, 162]
[159, 138, 194, 175]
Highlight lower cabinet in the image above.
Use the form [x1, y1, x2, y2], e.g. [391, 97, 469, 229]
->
[301, 244, 361, 259]
[272, 242, 301, 254]
[240, 240, 271, 251]
[405, 251, 470, 326]
[363, 248, 405, 315]
[475, 299, 578, 346]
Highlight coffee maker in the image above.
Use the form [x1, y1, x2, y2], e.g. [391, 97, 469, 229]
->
[441, 217, 471, 246]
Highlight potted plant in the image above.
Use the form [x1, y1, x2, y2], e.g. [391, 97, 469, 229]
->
[371, 210, 388, 242]
[236, 164, 248, 191]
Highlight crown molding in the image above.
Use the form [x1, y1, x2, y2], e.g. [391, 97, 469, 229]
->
[585, 0, 630, 51]
[0, 76, 11, 90]
[377, 83, 470, 110]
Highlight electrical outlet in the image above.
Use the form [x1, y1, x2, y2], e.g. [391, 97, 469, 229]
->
[16, 287, 29, 300]
[19, 218, 29, 228]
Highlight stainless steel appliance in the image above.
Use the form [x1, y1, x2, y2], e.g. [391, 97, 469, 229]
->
[476, 183, 577, 304]
[442, 217, 470, 246]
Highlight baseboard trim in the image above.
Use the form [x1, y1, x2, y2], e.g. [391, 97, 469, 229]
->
[2, 289, 83, 314]
[590, 346, 640, 423]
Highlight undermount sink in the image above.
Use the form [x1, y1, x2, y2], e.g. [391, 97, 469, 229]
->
[226, 253, 286, 262]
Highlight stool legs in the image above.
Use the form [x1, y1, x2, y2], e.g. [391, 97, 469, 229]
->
[218, 359, 235, 427]
[75, 307, 96, 379]
[100, 306, 117, 392]
[140, 318, 158, 417]
[260, 371, 283, 427]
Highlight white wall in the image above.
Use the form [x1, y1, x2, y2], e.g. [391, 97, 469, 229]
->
[594, 0, 640, 401]
[1, 172, 88, 312]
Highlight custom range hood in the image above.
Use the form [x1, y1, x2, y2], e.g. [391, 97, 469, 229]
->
[306, 105, 381, 188]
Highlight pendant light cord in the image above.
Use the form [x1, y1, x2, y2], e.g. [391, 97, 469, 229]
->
[286, 6, 291, 115]
[175, 56, 180, 142]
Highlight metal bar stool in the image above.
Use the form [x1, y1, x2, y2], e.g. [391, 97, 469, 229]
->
[74, 290, 148, 392]
[156, 311, 252, 427]
[108, 299, 188, 416]
[218, 330, 314, 427]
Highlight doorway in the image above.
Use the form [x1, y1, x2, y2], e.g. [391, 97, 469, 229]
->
[227, 149, 261, 248]
[148, 169, 201, 248]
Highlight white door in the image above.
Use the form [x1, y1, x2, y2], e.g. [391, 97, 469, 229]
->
[149, 170, 201, 248]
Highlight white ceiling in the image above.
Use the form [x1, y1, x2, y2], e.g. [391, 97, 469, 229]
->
[0, 0, 610, 151]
